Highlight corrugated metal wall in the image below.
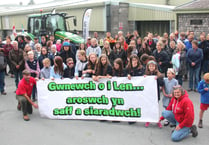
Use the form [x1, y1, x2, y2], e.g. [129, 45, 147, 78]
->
[63, 6, 106, 32]
[0, 6, 106, 32]
[129, 7, 174, 21]
[2, 15, 28, 30]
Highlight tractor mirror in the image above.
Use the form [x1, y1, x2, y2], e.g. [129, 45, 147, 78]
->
[73, 18, 77, 26]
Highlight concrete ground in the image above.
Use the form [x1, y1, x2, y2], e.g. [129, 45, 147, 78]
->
[0, 75, 209, 145]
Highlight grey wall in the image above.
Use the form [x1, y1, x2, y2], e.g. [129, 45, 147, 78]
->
[177, 13, 209, 36]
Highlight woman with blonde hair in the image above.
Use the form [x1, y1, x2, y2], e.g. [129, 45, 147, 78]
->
[171, 41, 186, 85]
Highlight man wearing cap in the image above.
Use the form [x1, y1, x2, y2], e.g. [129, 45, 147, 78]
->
[16, 69, 38, 121]
[59, 41, 76, 64]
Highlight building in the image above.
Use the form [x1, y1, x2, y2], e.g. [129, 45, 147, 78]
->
[174, 0, 209, 36]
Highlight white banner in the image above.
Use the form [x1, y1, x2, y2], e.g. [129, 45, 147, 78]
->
[82, 9, 92, 41]
[37, 76, 159, 122]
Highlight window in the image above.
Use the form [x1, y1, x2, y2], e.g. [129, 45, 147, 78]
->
[46, 15, 66, 34]
[190, 19, 203, 25]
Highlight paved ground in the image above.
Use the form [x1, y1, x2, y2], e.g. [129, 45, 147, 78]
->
[0, 75, 209, 145]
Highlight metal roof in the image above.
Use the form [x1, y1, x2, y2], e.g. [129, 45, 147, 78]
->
[0, 0, 178, 16]
[129, 2, 175, 11]
[175, 0, 209, 11]
[0, 0, 108, 16]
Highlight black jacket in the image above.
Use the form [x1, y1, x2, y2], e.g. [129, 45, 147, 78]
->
[153, 50, 169, 73]
[63, 66, 75, 79]
[59, 50, 76, 64]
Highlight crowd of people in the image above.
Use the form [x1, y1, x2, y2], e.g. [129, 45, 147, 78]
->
[0, 29, 209, 142]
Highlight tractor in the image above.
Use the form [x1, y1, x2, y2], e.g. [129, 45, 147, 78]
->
[26, 10, 84, 44]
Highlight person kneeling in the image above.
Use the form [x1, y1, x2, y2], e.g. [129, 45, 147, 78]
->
[159, 85, 198, 142]
[16, 69, 38, 121]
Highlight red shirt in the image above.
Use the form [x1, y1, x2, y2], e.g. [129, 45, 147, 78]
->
[3, 44, 13, 57]
[160, 91, 194, 128]
[123, 41, 128, 51]
[16, 77, 36, 97]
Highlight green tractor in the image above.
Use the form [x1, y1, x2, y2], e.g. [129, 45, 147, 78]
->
[27, 11, 84, 44]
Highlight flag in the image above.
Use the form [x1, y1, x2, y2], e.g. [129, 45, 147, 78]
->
[82, 9, 92, 42]
[21, 24, 24, 34]
[12, 25, 17, 37]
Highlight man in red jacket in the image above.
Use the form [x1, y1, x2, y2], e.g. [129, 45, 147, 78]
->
[16, 69, 38, 121]
[160, 85, 198, 141]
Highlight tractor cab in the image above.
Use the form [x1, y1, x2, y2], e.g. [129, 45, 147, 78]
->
[28, 13, 67, 37]
[27, 12, 84, 44]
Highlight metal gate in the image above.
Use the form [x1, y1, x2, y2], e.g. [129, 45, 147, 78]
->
[136, 21, 170, 37]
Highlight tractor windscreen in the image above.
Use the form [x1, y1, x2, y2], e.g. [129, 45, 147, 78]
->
[46, 15, 66, 34]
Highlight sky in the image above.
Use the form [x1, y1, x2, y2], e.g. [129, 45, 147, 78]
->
[0, 0, 54, 5]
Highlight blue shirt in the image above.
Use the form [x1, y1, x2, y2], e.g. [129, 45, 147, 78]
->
[185, 40, 192, 52]
[50, 63, 67, 79]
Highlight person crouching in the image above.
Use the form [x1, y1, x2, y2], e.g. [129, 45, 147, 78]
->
[16, 69, 38, 121]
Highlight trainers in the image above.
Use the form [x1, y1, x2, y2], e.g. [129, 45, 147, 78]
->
[187, 89, 193, 92]
[164, 120, 170, 126]
[190, 125, 198, 137]
[170, 124, 176, 128]
[198, 120, 203, 128]
[112, 121, 120, 123]
[157, 122, 162, 128]
[128, 122, 136, 125]
[145, 122, 150, 127]
[23, 115, 30, 121]
[1, 92, 7, 95]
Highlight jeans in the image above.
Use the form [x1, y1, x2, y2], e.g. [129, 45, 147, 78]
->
[162, 110, 191, 142]
[16, 95, 33, 115]
[202, 60, 209, 74]
[14, 70, 23, 88]
[188, 66, 201, 90]
[176, 75, 183, 86]
[0, 71, 5, 92]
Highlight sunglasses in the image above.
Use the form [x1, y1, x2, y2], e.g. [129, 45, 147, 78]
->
[68, 62, 74, 65]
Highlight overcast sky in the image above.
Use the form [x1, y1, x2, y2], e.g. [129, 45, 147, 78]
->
[1, 0, 54, 5]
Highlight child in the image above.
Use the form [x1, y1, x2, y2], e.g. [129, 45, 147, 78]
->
[63, 58, 75, 79]
[86, 38, 101, 57]
[75, 50, 88, 79]
[56, 39, 62, 52]
[102, 41, 112, 61]
[162, 68, 178, 126]
[92, 54, 112, 81]
[40, 58, 51, 79]
[109, 41, 126, 66]
[76, 43, 87, 61]
[153, 42, 170, 77]
[50, 56, 66, 79]
[83, 52, 97, 78]
[126, 54, 145, 80]
[197, 73, 209, 128]
[140, 54, 150, 68]
[112, 58, 127, 77]
[144, 60, 164, 128]
[126, 54, 144, 125]
[25, 51, 40, 102]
